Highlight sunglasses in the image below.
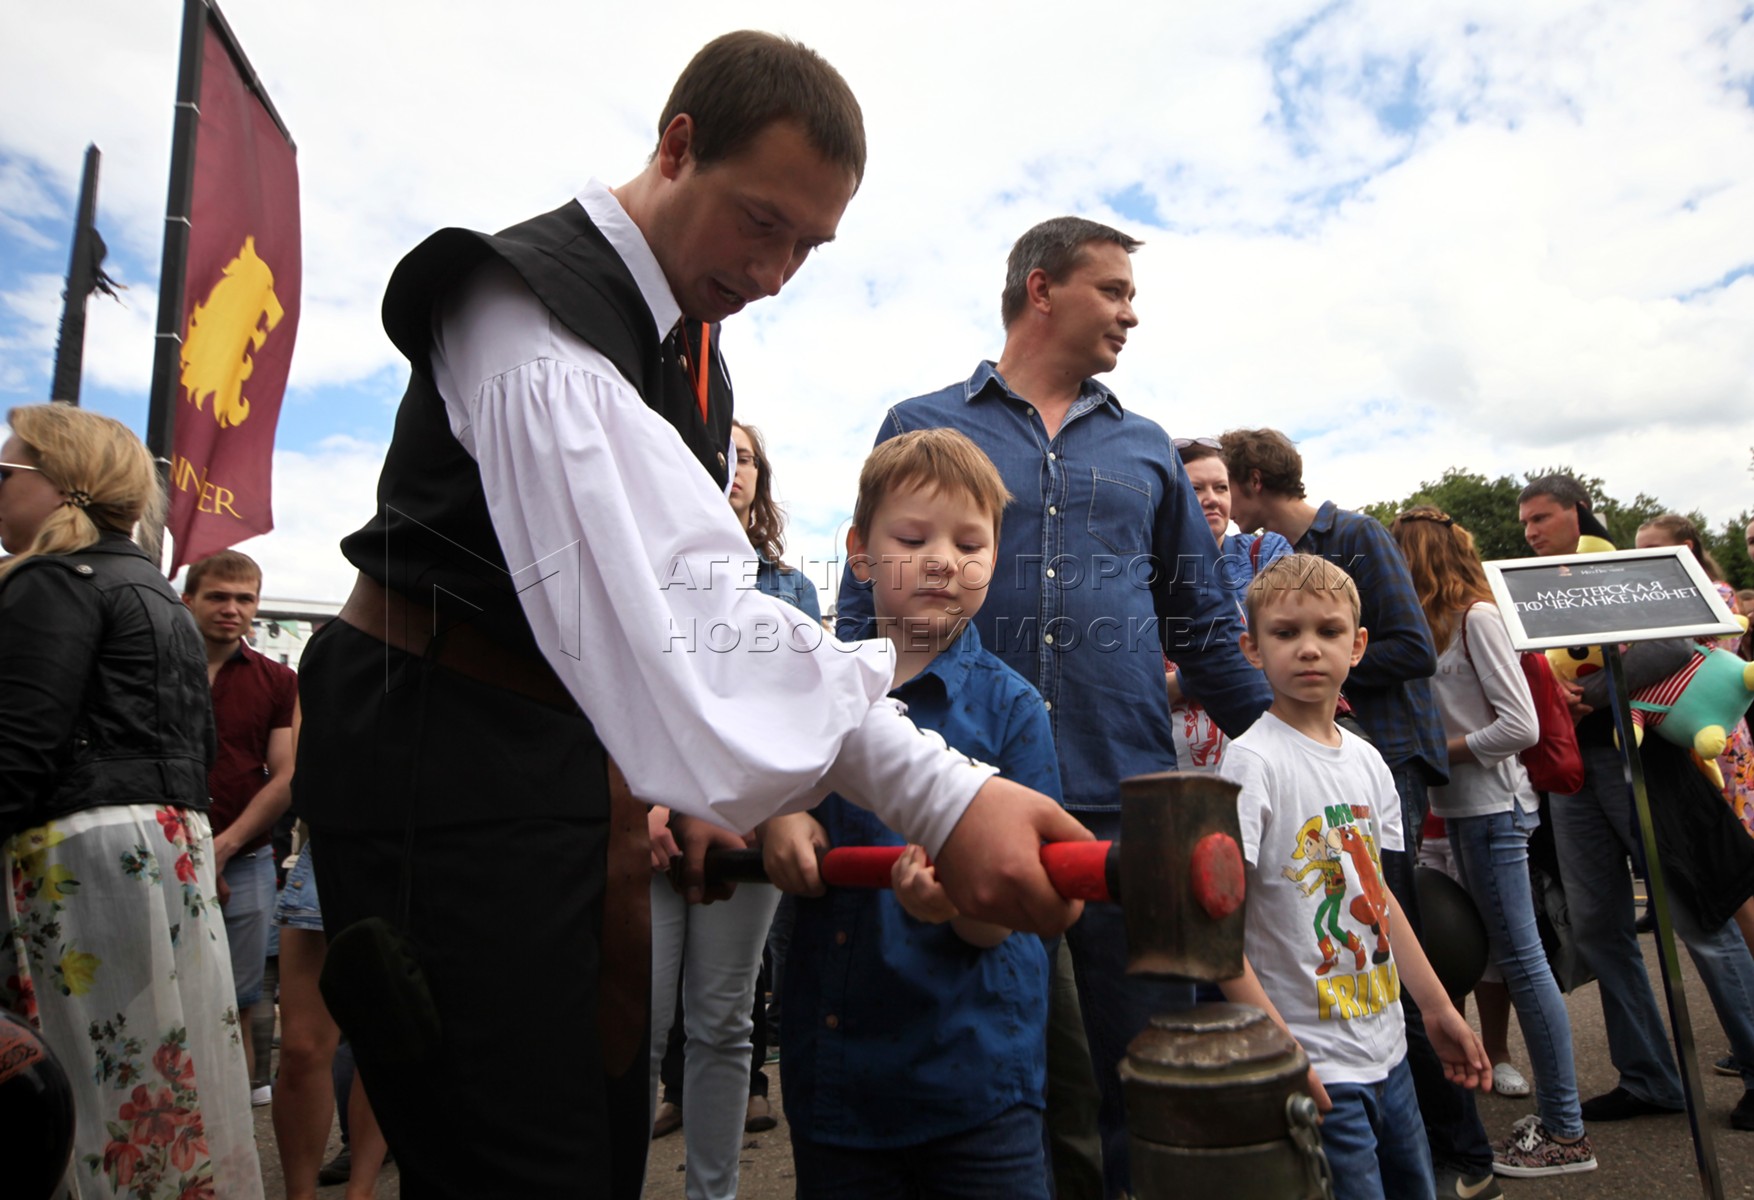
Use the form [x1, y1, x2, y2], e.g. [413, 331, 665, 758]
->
[0, 461, 43, 485]
[1173, 437, 1222, 451]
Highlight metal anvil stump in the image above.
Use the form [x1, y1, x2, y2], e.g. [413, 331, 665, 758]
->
[1116, 771, 1334, 1200]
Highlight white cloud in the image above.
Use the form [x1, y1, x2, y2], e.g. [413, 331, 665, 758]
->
[4, 0, 1753, 603]
[0, 274, 62, 385]
[199, 435, 388, 600]
[0, 160, 63, 249]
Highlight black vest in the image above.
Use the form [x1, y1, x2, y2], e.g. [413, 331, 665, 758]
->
[342, 202, 733, 657]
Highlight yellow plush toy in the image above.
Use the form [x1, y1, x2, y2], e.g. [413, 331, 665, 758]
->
[1546, 643, 1605, 688]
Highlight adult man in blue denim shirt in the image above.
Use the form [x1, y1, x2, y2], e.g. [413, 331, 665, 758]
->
[838, 216, 1271, 1198]
[1223, 428, 1505, 1197]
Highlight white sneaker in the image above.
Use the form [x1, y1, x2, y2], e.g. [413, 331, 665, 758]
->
[250, 1084, 272, 1108]
[1492, 1062, 1531, 1097]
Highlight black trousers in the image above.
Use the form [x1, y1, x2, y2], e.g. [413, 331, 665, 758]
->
[298, 621, 648, 1198]
[1383, 763, 1492, 1175]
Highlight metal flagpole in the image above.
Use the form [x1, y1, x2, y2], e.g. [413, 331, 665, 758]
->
[50, 144, 103, 406]
[140, 0, 210, 569]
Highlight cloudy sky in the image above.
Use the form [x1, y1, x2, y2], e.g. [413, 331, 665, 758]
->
[3, 0, 1752, 603]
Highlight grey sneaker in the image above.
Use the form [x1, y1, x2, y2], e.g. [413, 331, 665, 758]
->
[1434, 1167, 1505, 1198]
[1492, 1115, 1598, 1178]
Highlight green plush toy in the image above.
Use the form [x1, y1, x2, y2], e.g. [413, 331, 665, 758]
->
[1548, 629, 1754, 790]
[1627, 643, 1754, 786]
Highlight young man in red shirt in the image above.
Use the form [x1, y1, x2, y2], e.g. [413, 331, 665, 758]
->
[184, 549, 299, 1104]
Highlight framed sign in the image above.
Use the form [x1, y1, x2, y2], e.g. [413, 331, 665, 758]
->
[1483, 546, 1742, 652]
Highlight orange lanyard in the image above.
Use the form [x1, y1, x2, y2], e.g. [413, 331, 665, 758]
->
[688, 322, 711, 422]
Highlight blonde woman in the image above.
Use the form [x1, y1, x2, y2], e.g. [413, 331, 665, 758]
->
[0, 404, 262, 1199]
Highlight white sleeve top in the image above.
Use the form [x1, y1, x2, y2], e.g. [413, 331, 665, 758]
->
[422, 180, 996, 852]
[1429, 602, 1539, 818]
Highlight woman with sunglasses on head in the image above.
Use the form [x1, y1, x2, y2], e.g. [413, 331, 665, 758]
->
[1390, 505, 1596, 1179]
[1165, 437, 1291, 771]
[0, 403, 264, 1198]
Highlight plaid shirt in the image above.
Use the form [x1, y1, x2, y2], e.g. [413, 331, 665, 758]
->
[1296, 501, 1449, 784]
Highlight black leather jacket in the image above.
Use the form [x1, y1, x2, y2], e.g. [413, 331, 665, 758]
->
[0, 532, 214, 841]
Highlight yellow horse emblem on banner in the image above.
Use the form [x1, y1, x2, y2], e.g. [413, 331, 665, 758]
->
[180, 236, 284, 429]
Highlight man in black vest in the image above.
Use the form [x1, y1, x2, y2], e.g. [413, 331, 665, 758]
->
[294, 31, 1089, 1199]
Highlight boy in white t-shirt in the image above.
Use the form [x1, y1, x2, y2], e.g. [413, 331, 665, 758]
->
[1219, 554, 1491, 1200]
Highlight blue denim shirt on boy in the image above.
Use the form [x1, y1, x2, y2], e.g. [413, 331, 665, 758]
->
[781, 621, 1059, 1146]
[837, 363, 1271, 812]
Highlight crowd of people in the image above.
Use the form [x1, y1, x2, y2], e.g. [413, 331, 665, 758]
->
[4, 26, 1754, 1200]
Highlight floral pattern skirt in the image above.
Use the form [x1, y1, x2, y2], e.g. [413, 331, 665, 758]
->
[2, 805, 263, 1200]
[1721, 717, 1754, 840]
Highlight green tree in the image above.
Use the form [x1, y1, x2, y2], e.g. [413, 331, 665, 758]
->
[1709, 510, 1754, 591]
[1366, 466, 1748, 580]
[1363, 468, 1527, 561]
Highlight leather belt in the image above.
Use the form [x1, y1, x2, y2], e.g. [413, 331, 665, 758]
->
[335, 572, 577, 712]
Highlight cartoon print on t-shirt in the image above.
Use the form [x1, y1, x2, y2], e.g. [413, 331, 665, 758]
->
[1331, 820, 1392, 969]
[1282, 804, 1393, 979]
[1284, 814, 1366, 975]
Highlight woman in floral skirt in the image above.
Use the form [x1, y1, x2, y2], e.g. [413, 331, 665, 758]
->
[0, 403, 262, 1199]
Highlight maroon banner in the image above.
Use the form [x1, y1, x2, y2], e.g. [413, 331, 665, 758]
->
[168, 16, 300, 573]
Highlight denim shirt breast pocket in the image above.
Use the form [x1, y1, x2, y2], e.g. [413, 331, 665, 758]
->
[1086, 468, 1154, 556]
[773, 575, 803, 610]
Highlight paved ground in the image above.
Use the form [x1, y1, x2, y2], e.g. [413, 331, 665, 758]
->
[257, 927, 1754, 1199]
[1472, 940, 1754, 1200]
[252, 1105, 398, 1199]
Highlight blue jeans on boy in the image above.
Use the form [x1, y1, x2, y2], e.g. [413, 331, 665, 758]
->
[1552, 743, 1754, 1104]
[790, 1102, 1048, 1200]
[1321, 1057, 1436, 1200]
[1449, 805, 1584, 1137]
[1380, 765, 1493, 1176]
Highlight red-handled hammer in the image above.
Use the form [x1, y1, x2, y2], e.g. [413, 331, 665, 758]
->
[698, 772, 1247, 981]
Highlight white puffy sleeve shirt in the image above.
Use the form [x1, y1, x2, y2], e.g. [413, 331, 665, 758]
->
[423, 181, 995, 852]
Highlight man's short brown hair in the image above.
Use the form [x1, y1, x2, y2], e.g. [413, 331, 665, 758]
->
[1000, 216, 1142, 328]
[183, 549, 263, 597]
[1519, 472, 1614, 541]
[852, 429, 1013, 543]
[1244, 553, 1360, 630]
[1221, 427, 1306, 500]
[659, 31, 866, 186]
[1517, 473, 1591, 510]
